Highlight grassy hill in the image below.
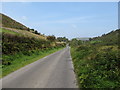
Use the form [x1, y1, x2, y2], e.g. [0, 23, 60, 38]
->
[0, 13, 28, 30]
[0, 13, 46, 40]
[89, 29, 119, 45]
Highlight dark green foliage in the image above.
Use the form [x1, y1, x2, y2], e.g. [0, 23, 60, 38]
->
[1, 13, 28, 30]
[27, 28, 30, 31]
[2, 33, 50, 55]
[30, 29, 35, 31]
[34, 30, 39, 35]
[57, 37, 69, 42]
[34, 31, 41, 35]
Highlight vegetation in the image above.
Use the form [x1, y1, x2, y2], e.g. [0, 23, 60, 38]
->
[70, 29, 120, 88]
[47, 35, 56, 42]
[57, 37, 69, 42]
[2, 32, 50, 55]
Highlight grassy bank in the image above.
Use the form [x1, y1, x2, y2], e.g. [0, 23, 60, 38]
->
[2, 47, 65, 78]
[71, 45, 120, 88]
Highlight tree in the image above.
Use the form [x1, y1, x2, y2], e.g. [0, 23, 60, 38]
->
[30, 29, 34, 31]
[27, 28, 30, 31]
[89, 38, 92, 41]
[57, 37, 69, 42]
[34, 30, 38, 34]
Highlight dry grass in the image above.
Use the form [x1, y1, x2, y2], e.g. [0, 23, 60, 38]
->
[2, 27, 47, 40]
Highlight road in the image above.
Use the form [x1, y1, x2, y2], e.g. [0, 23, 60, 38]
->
[2, 47, 77, 88]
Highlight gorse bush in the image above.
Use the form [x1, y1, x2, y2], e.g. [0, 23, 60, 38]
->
[71, 45, 120, 88]
[47, 35, 56, 42]
[2, 33, 51, 55]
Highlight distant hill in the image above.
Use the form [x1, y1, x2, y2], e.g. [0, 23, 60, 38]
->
[90, 29, 119, 45]
[0, 13, 28, 30]
[76, 37, 89, 41]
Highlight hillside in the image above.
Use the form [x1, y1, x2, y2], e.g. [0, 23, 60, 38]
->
[90, 29, 119, 45]
[0, 13, 28, 30]
[1, 27, 46, 40]
[0, 13, 46, 40]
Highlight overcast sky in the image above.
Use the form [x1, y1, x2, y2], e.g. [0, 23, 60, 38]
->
[2, 2, 118, 39]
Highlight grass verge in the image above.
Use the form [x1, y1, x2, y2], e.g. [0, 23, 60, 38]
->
[2, 47, 65, 78]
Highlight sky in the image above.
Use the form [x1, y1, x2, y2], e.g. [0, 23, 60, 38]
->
[1, 2, 118, 39]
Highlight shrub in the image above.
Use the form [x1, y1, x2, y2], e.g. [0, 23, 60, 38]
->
[71, 45, 120, 88]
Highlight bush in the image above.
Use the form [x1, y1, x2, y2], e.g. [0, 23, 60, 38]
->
[2, 33, 51, 54]
[71, 45, 120, 88]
